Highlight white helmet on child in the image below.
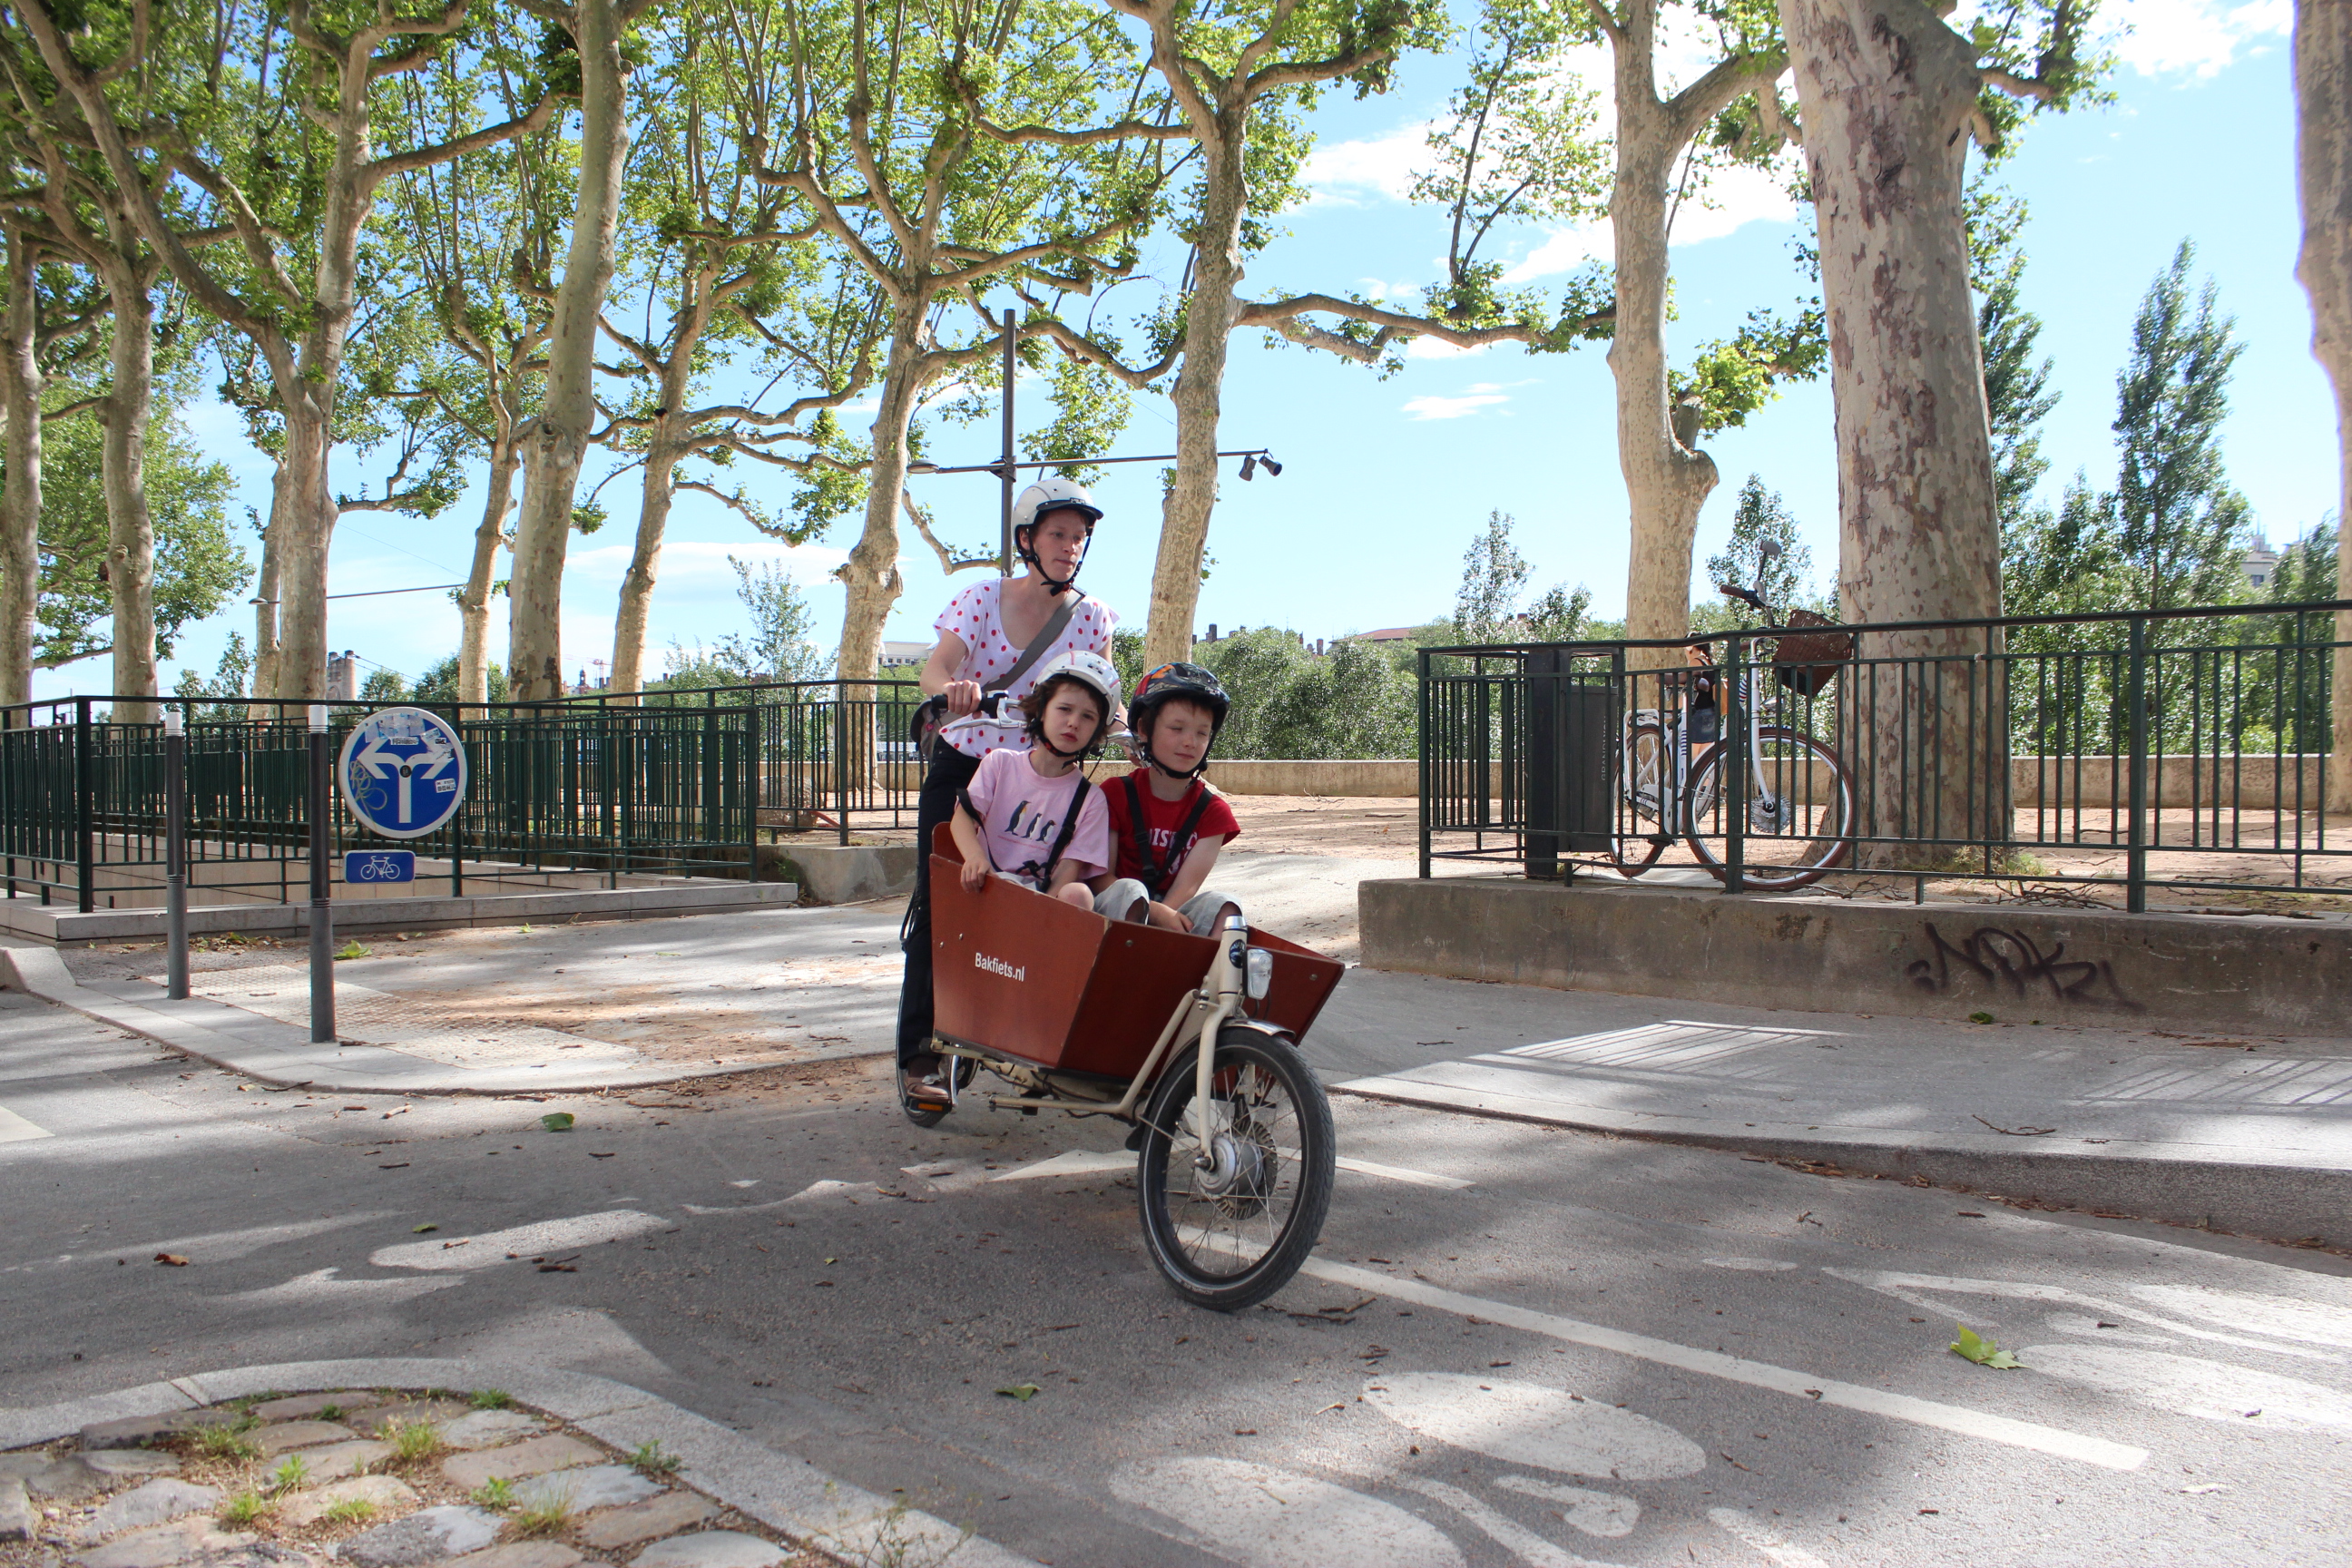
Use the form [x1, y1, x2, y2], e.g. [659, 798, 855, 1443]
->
[1027, 649, 1120, 708]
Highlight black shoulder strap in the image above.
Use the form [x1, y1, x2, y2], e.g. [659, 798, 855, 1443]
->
[1127, 778, 1217, 899]
[1036, 774, 1091, 889]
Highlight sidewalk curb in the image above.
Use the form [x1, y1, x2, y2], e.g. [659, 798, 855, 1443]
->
[1332, 1075, 2352, 1251]
[0, 947, 859, 1097]
[0, 1357, 1038, 1568]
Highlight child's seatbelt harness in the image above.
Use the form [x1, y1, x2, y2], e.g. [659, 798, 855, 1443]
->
[1120, 775, 1216, 901]
[959, 776, 1093, 892]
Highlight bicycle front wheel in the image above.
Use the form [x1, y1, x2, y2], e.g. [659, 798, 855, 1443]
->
[1607, 722, 1671, 877]
[1686, 726, 1855, 890]
[1137, 1025, 1334, 1311]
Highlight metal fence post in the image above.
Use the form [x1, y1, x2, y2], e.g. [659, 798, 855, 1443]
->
[74, 696, 94, 913]
[308, 704, 335, 1044]
[1416, 648, 1432, 880]
[2126, 615, 2149, 913]
[165, 709, 189, 999]
[1722, 635, 1747, 895]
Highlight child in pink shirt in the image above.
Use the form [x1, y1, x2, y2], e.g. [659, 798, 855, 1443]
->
[948, 652, 1118, 907]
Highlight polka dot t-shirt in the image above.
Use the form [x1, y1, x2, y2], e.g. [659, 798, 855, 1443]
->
[934, 577, 1117, 760]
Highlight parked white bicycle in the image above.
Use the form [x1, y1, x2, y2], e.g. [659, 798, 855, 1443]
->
[1609, 542, 1858, 890]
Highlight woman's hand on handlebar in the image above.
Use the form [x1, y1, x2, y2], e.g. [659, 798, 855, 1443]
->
[944, 678, 984, 718]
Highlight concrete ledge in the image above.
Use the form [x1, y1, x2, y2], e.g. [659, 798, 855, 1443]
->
[765, 844, 916, 905]
[1333, 1072, 2352, 1250]
[1212, 760, 1416, 797]
[1358, 876, 2352, 1033]
[0, 881, 799, 946]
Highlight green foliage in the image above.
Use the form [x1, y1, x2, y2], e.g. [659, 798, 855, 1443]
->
[411, 655, 508, 705]
[28, 388, 248, 672]
[320, 1498, 378, 1525]
[468, 1388, 513, 1410]
[1020, 354, 1134, 485]
[511, 1496, 573, 1536]
[174, 632, 254, 718]
[627, 1440, 681, 1478]
[218, 1490, 273, 1528]
[1195, 628, 1415, 760]
[269, 1455, 309, 1495]
[645, 556, 832, 701]
[473, 1476, 518, 1511]
[1450, 510, 1590, 644]
[1671, 307, 1827, 437]
[2113, 241, 2250, 612]
[361, 669, 409, 702]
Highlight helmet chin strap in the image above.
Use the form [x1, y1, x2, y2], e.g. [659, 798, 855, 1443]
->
[1015, 528, 1088, 593]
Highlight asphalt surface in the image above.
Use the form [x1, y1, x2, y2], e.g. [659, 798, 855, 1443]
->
[5, 982, 2350, 1567]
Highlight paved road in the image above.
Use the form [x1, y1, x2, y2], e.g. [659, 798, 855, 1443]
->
[4, 985, 2349, 1567]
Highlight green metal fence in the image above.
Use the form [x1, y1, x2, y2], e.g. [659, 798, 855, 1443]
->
[0, 696, 766, 911]
[1419, 599, 2351, 907]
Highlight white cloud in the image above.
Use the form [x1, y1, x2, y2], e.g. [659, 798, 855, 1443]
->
[2108, 0, 2287, 77]
[1402, 388, 1512, 420]
[1302, 123, 1435, 206]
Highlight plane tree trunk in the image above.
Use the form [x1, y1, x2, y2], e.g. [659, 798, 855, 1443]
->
[2294, 0, 2352, 815]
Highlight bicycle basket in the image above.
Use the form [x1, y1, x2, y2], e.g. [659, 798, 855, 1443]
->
[1772, 610, 1852, 696]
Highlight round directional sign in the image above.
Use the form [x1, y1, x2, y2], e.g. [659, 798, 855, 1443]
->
[338, 706, 468, 839]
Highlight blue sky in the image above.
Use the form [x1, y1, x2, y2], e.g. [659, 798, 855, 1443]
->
[56, 0, 2324, 701]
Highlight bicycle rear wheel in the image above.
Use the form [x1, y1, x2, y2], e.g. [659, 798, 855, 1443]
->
[1686, 726, 1855, 890]
[1607, 722, 1671, 877]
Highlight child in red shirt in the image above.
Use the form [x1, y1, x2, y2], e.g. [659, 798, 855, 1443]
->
[1090, 662, 1243, 935]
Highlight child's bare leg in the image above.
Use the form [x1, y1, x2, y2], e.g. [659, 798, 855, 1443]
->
[1055, 883, 1094, 910]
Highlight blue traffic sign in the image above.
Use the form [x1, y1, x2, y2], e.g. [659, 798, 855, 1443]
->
[338, 706, 468, 839]
[344, 848, 416, 884]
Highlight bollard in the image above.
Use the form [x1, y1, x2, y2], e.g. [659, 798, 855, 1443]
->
[308, 703, 335, 1044]
[164, 710, 190, 1000]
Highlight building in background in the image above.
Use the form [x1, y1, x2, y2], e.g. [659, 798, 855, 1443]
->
[327, 651, 358, 701]
[2243, 533, 2279, 591]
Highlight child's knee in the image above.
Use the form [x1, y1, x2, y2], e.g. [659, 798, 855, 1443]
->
[1055, 883, 1093, 909]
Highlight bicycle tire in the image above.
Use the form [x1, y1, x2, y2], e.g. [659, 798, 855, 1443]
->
[1137, 1025, 1335, 1312]
[1607, 722, 1671, 877]
[1686, 726, 1855, 890]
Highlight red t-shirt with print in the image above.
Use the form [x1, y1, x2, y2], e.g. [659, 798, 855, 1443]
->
[1102, 770, 1240, 894]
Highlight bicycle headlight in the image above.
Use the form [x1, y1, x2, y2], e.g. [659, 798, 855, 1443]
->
[1244, 946, 1274, 1000]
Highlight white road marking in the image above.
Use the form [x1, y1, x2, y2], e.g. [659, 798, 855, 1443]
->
[1336, 1156, 1473, 1191]
[2128, 1284, 2352, 1349]
[1108, 1457, 1466, 1568]
[212, 1267, 464, 1304]
[1827, 1269, 2347, 1365]
[1701, 1256, 1798, 1272]
[0, 1104, 50, 1144]
[1491, 1476, 1639, 1538]
[1382, 1473, 1628, 1568]
[1363, 1373, 1705, 1480]
[369, 1210, 669, 1270]
[2019, 1343, 2352, 1429]
[1708, 1508, 1832, 1568]
[991, 1150, 1132, 1181]
[1303, 1259, 2148, 1471]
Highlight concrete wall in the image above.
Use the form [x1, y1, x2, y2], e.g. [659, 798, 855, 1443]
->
[1211, 760, 1417, 797]
[1360, 876, 2352, 1033]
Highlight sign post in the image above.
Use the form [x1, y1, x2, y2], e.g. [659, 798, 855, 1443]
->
[308, 704, 333, 1043]
[164, 709, 189, 1001]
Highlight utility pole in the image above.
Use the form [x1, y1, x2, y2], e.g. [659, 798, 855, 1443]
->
[999, 308, 1016, 574]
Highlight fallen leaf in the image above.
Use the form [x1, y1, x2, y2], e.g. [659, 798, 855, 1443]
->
[541, 1112, 575, 1132]
[1950, 1324, 2021, 1369]
[995, 1384, 1041, 1401]
[1232, 1428, 1257, 1436]
[589, 1152, 616, 1160]
[154, 1252, 189, 1267]
[413, 1223, 438, 1233]
[537, 1262, 577, 1273]
[1967, 1011, 1994, 1024]
[1957, 1210, 1987, 1219]
[378, 1162, 409, 1170]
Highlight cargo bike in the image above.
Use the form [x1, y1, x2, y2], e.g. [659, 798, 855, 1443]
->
[916, 826, 1346, 1310]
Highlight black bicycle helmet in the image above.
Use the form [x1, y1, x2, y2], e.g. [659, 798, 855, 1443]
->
[1130, 661, 1230, 779]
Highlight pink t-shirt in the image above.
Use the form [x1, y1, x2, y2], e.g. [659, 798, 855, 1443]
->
[962, 747, 1112, 887]
[934, 579, 1116, 760]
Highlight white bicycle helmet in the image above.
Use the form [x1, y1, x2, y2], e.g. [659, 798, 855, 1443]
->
[1011, 477, 1102, 591]
[1022, 649, 1122, 758]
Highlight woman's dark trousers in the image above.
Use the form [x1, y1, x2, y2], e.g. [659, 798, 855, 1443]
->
[895, 744, 982, 1069]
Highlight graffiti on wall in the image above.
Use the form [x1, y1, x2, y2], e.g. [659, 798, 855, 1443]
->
[1904, 924, 2141, 1011]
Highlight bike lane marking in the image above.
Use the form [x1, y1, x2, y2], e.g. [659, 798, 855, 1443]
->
[0, 1103, 49, 1144]
[984, 1148, 1471, 1189]
[1299, 1259, 2150, 1471]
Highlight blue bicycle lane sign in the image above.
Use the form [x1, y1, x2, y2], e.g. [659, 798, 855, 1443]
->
[337, 706, 469, 839]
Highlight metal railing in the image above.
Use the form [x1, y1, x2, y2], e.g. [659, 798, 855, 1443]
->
[1419, 600, 2350, 907]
